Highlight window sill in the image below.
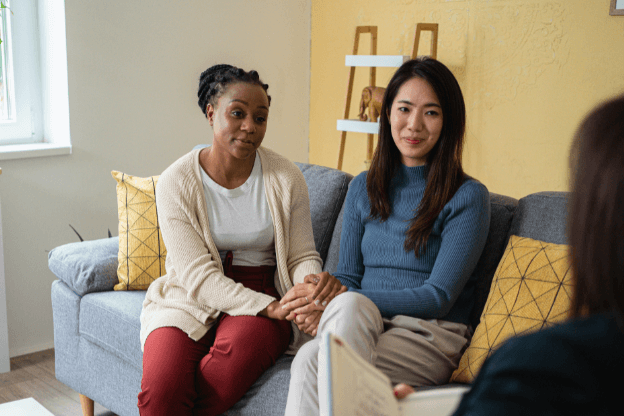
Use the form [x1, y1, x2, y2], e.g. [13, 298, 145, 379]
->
[0, 143, 72, 161]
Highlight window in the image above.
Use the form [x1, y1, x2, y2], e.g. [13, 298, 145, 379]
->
[0, 0, 43, 145]
[0, 0, 71, 160]
[0, 2, 16, 122]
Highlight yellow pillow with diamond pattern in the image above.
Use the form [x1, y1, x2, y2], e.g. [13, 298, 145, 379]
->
[450, 235, 572, 383]
[112, 171, 166, 290]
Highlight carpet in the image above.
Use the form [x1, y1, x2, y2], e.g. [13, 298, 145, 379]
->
[0, 398, 54, 415]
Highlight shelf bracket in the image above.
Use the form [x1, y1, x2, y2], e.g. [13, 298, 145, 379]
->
[336, 23, 439, 171]
[337, 26, 378, 171]
[412, 23, 438, 60]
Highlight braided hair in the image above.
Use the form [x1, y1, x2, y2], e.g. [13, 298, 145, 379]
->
[197, 64, 271, 117]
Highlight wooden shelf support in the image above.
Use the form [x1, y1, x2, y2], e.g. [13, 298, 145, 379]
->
[337, 26, 377, 171]
[412, 23, 439, 59]
[336, 23, 439, 170]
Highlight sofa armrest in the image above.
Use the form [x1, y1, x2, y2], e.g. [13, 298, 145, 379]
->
[48, 237, 119, 296]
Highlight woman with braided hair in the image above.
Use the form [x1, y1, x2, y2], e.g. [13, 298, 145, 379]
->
[137, 64, 338, 415]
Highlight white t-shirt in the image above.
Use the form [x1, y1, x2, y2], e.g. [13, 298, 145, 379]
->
[200, 152, 276, 267]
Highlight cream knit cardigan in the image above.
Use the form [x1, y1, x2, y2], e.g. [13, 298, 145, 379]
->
[140, 147, 322, 354]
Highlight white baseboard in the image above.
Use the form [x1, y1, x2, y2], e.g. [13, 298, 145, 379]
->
[9, 341, 55, 359]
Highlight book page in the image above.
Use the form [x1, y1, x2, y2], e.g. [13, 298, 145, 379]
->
[325, 333, 399, 416]
[397, 387, 470, 416]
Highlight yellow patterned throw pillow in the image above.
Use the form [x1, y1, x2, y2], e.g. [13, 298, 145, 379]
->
[112, 171, 166, 291]
[450, 235, 572, 383]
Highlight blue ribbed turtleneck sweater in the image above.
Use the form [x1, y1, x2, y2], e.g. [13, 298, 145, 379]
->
[335, 164, 490, 325]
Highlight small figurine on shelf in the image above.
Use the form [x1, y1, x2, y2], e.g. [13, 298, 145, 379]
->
[358, 86, 386, 122]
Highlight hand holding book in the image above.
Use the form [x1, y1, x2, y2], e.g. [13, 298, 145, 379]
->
[393, 384, 415, 399]
[322, 332, 469, 416]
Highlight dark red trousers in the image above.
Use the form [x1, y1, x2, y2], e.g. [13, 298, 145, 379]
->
[138, 254, 291, 416]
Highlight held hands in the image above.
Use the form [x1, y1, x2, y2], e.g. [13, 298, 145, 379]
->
[293, 310, 323, 337]
[279, 272, 347, 336]
[308, 272, 348, 307]
[258, 300, 290, 320]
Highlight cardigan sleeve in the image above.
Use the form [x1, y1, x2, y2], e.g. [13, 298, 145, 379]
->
[156, 163, 275, 317]
[281, 164, 323, 285]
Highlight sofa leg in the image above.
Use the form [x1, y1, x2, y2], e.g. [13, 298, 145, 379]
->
[79, 394, 95, 416]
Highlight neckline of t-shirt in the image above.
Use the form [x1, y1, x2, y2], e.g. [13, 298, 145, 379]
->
[200, 151, 261, 197]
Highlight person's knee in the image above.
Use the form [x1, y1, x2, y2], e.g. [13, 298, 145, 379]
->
[140, 374, 194, 410]
[214, 318, 290, 365]
[324, 291, 378, 320]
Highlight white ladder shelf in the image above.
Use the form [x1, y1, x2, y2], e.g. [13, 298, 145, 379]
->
[336, 24, 439, 170]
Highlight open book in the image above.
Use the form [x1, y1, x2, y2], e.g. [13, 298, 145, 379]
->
[321, 332, 469, 416]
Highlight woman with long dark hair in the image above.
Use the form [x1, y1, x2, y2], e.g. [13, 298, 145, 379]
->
[283, 58, 491, 415]
[395, 95, 624, 415]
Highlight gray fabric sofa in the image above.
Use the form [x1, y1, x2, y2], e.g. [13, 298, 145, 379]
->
[49, 161, 568, 416]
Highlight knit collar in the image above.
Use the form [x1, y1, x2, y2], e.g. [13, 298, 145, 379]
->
[398, 163, 428, 183]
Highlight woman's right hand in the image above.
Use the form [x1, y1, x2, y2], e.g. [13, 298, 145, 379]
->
[258, 300, 289, 320]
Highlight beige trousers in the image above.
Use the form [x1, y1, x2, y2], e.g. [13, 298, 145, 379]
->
[284, 292, 471, 416]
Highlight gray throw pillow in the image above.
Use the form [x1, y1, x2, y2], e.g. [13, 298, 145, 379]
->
[48, 237, 119, 296]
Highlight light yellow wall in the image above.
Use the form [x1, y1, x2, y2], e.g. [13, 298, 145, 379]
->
[0, 0, 311, 357]
[310, 0, 624, 198]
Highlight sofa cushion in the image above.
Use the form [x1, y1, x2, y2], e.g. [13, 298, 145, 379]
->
[508, 192, 569, 244]
[295, 162, 353, 264]
[469, 193, 518, 328]
[451, 235, 572, 384]
[48, 237, 119, 296]
[79, 290, 146, 370]
[112, 171, 167, 291]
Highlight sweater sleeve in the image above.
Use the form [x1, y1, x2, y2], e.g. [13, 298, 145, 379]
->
[334, 174, 366, 289]
[157, 162, 275, 317]
[348, 181, 490, 319]
[285, 170, 323, 285]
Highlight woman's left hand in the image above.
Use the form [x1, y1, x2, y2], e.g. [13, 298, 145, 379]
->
[307, 272, 347, 308]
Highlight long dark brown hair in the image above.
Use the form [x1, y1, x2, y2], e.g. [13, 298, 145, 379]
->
[568, 94, 624, 328]
[367, 57, 466, 256]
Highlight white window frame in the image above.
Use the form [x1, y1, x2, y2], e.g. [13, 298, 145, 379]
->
[0, 0, 43, 144]
[0, 0, 71, 160]
[0, 3, 17, 125]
